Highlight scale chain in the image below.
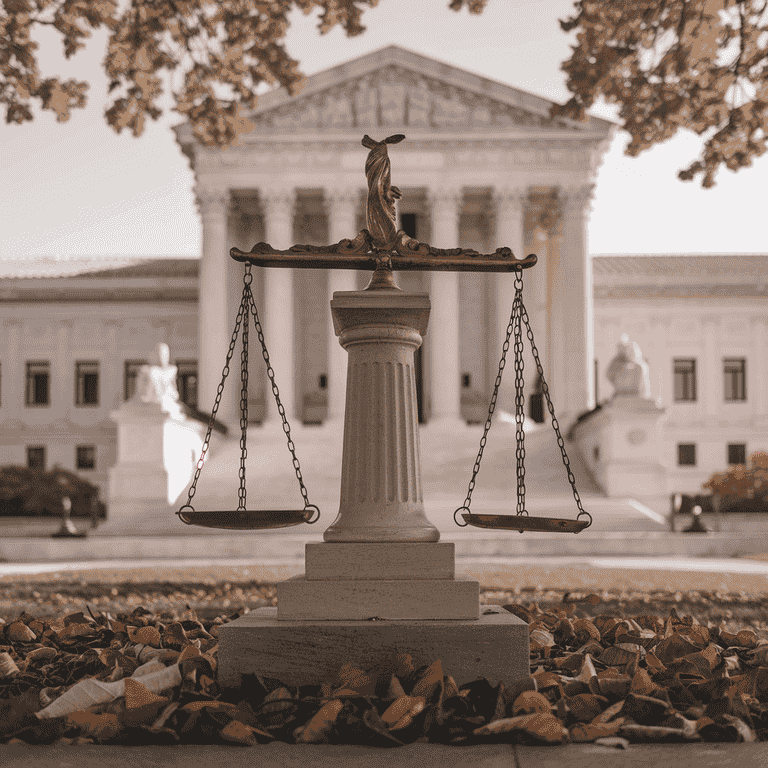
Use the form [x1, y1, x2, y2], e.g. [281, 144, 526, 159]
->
[180, 286, 249, 513]
[238, 293, 249, 511]
[453, 273, 591, 529]
[519, 295, 591, 527]
[245, 269, 312, 513]
[513, 273, 526, 518]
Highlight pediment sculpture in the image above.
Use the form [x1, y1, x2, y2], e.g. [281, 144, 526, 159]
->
[249, 64, 569, 133]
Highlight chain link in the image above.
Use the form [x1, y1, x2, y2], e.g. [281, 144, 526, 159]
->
[519, 296, 591, 528]
[238, 294, 249, 511]
[179, 284, 248, 517]
[246, 281, 314, 516]
[454, 270, 591, 530]
[454, 274, 518, 526]
[513, 273, 526, 518]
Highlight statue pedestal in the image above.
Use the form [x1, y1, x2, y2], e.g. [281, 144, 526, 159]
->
[107, 401, 205, 526]
[219, 289, 530, 689]
[571, 396, 667, 497]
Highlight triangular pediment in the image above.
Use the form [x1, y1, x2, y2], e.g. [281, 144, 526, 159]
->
[244, 45, 611, 136]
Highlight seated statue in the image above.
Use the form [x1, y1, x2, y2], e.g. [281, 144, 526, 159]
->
[606, 334, 651, 399]
[133, 342, 183, 417]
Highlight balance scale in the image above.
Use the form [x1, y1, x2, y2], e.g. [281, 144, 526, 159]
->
[177, 134, 592, 688]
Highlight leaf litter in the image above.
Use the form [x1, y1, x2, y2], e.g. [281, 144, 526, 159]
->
[0, 583, 766, 747]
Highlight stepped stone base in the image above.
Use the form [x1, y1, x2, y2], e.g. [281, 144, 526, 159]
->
[305, 542, 455, 580]
[277, 574, 479, 620]
[218, 605, 529, 689]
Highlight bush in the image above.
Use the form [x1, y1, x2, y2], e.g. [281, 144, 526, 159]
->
[702, 451, 768, 512]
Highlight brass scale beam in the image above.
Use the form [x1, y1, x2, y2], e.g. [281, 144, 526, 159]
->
[224, 134, 587, 534]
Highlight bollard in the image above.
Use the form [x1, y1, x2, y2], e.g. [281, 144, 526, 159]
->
[51, 496, 87, 539]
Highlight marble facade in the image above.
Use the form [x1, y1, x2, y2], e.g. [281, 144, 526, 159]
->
[173, 45, 615, 431]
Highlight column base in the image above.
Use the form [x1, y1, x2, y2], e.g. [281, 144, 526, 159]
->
[218, 605, 529, 689]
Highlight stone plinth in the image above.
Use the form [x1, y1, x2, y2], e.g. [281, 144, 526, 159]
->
[324, 290, 438, 543]
[305, 542, 455, 580]
[108, 400, 204, 515]
[277, 573, 479, 620]
[571, 396, 667, 497]
[218, 285, 529, 691]
[218, 606, 529, 689]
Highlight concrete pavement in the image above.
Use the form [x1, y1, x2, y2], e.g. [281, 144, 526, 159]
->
[2, 554, 768, 593]
[1, 740, 766, 767]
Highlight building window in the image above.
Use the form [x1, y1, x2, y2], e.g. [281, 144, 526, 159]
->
[462, 373, 471, 389]
[75, 361, 100, 406]
[176, 359, 198, 409]
[27, 446, 45, 471]
[678, 443, 697, 466]
[728, 443, 747, 466]
[318, 374, 328, 390]
[124, 359, 147, 401]
[76, 445, 96, 470]
[25, 361, 50, 406]
[724, 358, 746, 402]
[673, 359, 697, 402]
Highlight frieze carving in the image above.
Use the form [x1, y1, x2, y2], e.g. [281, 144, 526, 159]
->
[248, 65, 570, 134]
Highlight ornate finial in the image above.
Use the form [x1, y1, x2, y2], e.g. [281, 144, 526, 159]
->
[362, 134, 405, 251]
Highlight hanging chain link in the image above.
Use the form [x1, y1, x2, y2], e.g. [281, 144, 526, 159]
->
[519, 294, 591, 528]
[178, 283, 248, 518]
[238, 278, 250, 512]
[453, 275, 519, 526]
[179, 264, 318, 524]
[454, 271, 591, 529]
[513, 273, 526, 518]
[246, 271, 318, 522]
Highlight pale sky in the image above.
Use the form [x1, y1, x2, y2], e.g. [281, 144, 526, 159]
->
[1, 0, 766, 259]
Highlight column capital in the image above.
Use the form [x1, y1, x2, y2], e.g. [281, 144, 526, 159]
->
[493, 186, 528, 211]
[325, 187, 360, 218]
[194, 186, 230, 219]
[559, 183, 596, 217]
[2, 317, 23, 329]
[428, 186, 463, 215]
[751, 315, 768, 328]
[261, 187, 296, 219]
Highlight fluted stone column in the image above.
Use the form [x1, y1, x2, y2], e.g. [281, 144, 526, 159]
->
[493, 187, 527, 416]
[702, 315, 720, 424]
[752, 317, 768, 424]
[196, 188, 233, 425]
[323, 291, 439, 542]
[427, 188, 463, 427]
[262, 189, 296, 425]
[326, 188, 359, 426]
[557, 185, 596, 424]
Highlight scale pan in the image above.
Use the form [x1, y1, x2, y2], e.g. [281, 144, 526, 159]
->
[177, 509, 310, 530]
[461, 513, 590, 533]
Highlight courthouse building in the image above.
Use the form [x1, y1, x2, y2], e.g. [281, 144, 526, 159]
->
[1, 47, 766, 498]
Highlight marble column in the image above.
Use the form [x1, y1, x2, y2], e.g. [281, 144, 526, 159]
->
[427, 188, 463, 427]
[493, 187, 527, 416]
[751, 317, 768, 424]
[326, 188, 359, 426]
[262, 189, 296, 425]
[702, 315, 720, 424]
[195, 187, 233, 426]
[556, 184, 596, 424]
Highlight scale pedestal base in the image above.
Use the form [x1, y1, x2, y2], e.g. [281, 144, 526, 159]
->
[217, 605, 529, 689]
